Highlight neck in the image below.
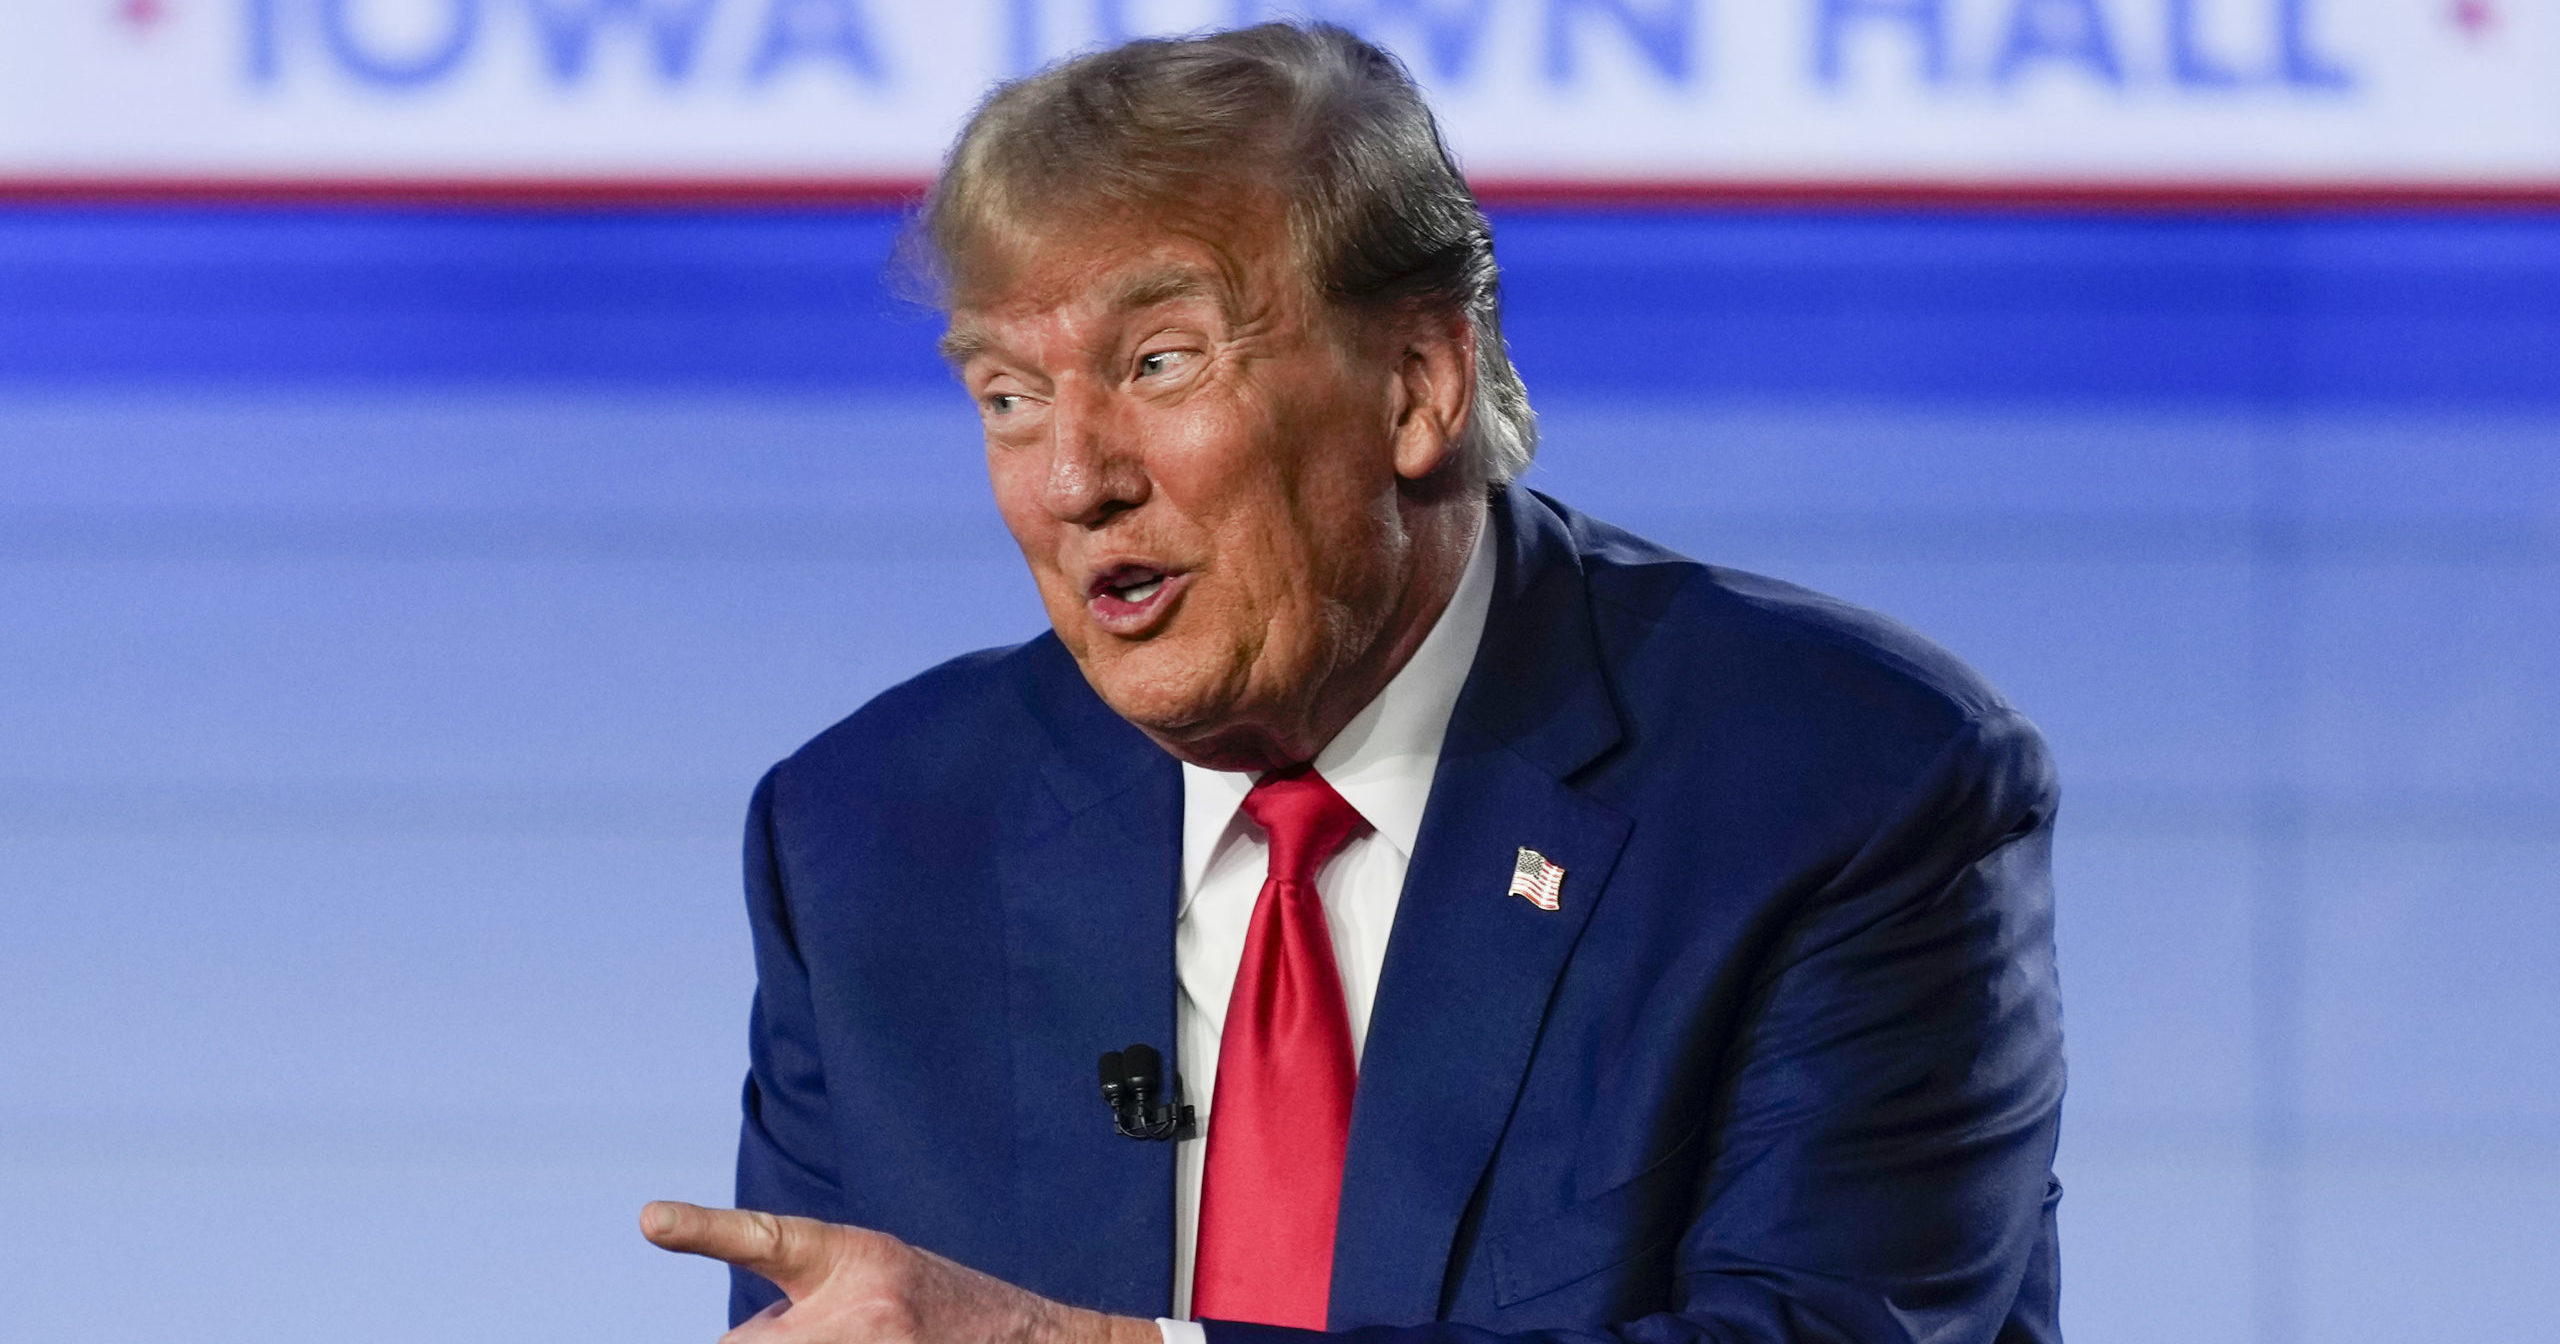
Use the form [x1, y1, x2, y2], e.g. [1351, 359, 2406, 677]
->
[1159, 488, 1487, 773]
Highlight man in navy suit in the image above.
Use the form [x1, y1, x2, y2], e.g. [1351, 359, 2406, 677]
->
[643, 22, 2064, 1344]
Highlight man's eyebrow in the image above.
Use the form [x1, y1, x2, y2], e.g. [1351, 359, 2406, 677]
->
[1106, 267, 1213, 314]
[938, 267, 1220, 368]
[938, 324, 992, 367]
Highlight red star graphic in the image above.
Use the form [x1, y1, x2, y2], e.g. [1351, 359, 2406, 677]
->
[115, 0, 170, 31]
[2449, 0, 2498, 40]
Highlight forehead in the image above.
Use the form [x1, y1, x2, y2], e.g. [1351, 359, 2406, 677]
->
[941, 207, 1306, 357]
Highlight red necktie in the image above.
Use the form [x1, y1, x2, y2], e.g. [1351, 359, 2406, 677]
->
[1192, 766, 1369, 1328]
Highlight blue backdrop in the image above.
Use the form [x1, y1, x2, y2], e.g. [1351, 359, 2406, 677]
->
[2, 206, 2555, 1343]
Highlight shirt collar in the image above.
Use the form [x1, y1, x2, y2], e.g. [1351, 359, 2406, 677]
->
[1178, 516, 1498, 904]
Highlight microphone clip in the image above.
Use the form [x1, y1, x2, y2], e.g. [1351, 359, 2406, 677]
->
[1098, 1043, 1196, 1141]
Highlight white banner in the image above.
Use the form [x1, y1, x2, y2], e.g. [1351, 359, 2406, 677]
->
[3, 0, 2556, 187]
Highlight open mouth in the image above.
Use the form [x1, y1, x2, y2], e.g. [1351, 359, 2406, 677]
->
[1086, 563, 1188, 631]
[1107, 571, 1165, 603]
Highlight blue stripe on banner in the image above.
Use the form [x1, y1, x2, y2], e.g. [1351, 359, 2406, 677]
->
[3, 208, 2557, 403]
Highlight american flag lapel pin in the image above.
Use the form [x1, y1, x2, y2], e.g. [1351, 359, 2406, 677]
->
[1508, 847, 1565, 911]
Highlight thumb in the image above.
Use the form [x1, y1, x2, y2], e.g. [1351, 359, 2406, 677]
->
[640, 1201, 837, 1300]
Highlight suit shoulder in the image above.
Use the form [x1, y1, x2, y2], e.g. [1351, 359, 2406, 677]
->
[766, 634, 1060, 806]
[1546, 502, 2056, 872]
[1561, 506, 2042, 785]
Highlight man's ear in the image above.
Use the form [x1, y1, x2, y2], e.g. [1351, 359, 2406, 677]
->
[1389, 309, 1477, 483]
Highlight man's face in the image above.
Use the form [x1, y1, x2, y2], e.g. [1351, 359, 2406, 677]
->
[945, 207, 1424, 767]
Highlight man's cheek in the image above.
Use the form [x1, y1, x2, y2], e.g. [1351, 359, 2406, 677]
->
[1037, 575, 1088, 638]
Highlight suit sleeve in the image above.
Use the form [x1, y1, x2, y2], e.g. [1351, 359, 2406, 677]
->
[1206, 710, 2067, 1344]
[729, 766, 848, 1325]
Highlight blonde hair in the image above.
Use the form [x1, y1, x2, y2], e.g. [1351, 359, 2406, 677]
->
[921, 22, 1537, 486]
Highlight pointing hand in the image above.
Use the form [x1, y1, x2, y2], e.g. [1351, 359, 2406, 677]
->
[641, 1201, 1160, 1344]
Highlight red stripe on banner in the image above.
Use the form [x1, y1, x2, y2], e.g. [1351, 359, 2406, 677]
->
[0, 177, 937, 211]
[1470, 179, 2560, 213]
[3, 176, 2559, 213]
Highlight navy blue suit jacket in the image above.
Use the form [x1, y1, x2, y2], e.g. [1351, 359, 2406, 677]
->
[731, 486, 2065, 1343]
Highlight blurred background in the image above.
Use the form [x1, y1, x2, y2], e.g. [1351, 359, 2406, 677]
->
[3, 2, 2556, 1341]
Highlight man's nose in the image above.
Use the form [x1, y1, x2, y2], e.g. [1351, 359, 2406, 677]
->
[1043, 383, 1147, 526]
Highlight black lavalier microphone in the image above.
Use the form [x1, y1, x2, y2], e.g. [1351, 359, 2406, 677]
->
[1098, 1043, 1196, 1141]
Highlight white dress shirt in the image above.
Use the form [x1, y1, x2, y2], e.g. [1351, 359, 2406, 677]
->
[1157, 520, 1496, 1343]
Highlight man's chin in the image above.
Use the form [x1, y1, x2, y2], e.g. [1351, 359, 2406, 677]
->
[1096, 686, 1230, 754]
[1079, 671, 1283, 771]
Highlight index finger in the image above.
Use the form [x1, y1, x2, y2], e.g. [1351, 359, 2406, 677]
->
[640, 1201, 833, 1299]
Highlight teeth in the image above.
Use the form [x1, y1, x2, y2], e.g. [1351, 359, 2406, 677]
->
[1118, 578, 1164, 603]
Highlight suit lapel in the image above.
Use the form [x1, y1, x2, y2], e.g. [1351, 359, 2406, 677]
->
[994, 638, 1184, 1315]
[1329, 489, 1634, 1327]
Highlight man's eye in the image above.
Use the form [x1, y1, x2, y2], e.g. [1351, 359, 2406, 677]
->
[984, 393, 1022, 415]
[1136, 350, 1188, 378]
